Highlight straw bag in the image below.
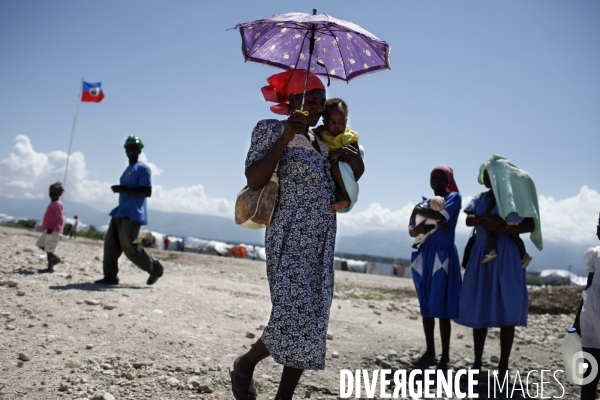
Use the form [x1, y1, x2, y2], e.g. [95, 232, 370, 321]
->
[235, 166, 279, 229]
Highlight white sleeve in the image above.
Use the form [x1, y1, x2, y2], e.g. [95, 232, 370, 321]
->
[584, 247, 600, 273]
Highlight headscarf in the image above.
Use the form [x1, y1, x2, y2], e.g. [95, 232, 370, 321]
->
[431, 165, 459, 193]
[261, 69, 325, 115]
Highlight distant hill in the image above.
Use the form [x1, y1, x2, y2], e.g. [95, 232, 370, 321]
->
[334, 228, 591, 275]
[0, 196, 591, 275]
[0, 197, 264, 244]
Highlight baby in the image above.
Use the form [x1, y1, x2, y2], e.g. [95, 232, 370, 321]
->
[411, 196, 449, 248]
[36, 182, 65, 273]
[483, 211, 531, 267]
[314, 98, 361, 212]
[480, 170, 532, 268]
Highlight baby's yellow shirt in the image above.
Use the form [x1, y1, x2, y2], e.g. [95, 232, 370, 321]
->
[320, 126, 359, 150]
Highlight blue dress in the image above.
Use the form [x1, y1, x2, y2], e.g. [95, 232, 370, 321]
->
[455, 191, 528, 328]
[410, 192, 462, 319]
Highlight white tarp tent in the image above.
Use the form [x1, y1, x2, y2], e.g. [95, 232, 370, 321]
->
[539, 269, 586, 286]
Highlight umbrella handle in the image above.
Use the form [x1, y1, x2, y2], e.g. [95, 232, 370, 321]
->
[293, 109, 309, 116]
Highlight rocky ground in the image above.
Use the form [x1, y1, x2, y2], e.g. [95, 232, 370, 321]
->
[0, 225, 590, 399]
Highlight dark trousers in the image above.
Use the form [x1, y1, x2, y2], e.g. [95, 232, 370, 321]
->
[103, 217, 156, 279]
[581, 347, 600, 400]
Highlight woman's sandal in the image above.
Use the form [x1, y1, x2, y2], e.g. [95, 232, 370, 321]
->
[229, 366, 257, 400]
[436, 358, 450, 371]
[411, 353, 438, 367]
[521, 254, 533, 269]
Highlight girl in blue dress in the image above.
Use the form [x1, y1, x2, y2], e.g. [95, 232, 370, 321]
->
[456, 169, 535, 377]
[409, 166, 462, 370]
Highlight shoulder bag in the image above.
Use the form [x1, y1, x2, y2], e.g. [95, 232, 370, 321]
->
[234, 165, 279, 229]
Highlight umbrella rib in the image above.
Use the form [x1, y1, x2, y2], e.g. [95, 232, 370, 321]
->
[321, 24, 350, 79]
[296, 28, 312, 70]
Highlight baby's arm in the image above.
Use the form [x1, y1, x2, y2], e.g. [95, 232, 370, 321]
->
[330, 141, 360, 161]
[436, 221, 450, 231]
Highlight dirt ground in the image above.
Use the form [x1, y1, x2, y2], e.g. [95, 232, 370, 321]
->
[0, 226, 588, 399]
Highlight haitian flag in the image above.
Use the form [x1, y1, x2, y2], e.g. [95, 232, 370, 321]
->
[82, 81, 105, 102]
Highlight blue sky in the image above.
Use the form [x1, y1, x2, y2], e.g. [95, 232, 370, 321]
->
[1, 1, 599, 253]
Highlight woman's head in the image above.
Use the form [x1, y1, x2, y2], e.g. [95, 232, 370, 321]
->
[49, 182, 64, 201]
[482, 169, 492, 189]
[288, 89, 326, 127]
[430, 165, 459, 195]
[261, 69, 326, 126]
[323, 98, 348, 136]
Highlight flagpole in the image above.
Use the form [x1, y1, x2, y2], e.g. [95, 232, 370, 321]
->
[63, 78, 83, 189]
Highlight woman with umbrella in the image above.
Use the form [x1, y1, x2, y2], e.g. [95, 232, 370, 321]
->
[230, 69, 364, 400]
[231, 10, 386, 399]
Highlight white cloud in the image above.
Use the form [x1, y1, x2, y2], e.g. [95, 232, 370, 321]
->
[339, 189, 600, 245]
[538, 186, 600, 244]
[0, 135, 233, 217]
[2, 135, 599, 239]
[139, 153, 163, 177]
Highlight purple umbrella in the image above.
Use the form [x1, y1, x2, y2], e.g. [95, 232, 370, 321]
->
[235, 9, 391, 111]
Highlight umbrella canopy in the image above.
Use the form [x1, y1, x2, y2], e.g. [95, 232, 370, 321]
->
[235, 11, 391, 83]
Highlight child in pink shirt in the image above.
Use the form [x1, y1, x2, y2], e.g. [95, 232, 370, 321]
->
[36, 182, 65, 273]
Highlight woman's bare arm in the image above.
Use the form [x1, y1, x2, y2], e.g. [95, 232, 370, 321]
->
[504, 218, 535, 234]
[245, 138, 288, 191]
[337, 144, 364, 181]
[414, 207, 446, 221]
[245, 114, 307, 191]
[409, 223, 435, 238]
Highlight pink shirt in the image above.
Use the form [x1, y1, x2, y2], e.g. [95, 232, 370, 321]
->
[41, 200, 64, 233]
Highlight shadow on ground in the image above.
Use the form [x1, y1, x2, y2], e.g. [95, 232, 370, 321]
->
[49, 282, 151, 291]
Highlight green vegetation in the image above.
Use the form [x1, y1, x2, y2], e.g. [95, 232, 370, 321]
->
[77, 227, 105, 241]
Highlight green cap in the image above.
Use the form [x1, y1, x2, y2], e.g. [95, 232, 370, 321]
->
[124, 135, 144, 148]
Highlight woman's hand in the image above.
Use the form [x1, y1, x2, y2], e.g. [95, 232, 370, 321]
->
[480, 214, 507, 233]
[281, 112, 308, 144]
[409, 224, 435, 237]
[337, 145, 365, 181]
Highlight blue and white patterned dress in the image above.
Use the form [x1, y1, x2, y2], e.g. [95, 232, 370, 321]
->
[245, 119, 336, 370]
[455, 190, 528, 328]
[410, 192, 462, 319]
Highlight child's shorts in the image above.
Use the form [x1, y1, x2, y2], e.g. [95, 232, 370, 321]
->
[36, 231, 60, 253]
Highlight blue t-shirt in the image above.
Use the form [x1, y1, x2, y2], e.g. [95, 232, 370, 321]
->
[109, 162, 152, 225]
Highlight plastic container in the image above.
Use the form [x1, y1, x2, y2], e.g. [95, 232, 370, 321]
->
[561, 327, 583, 384]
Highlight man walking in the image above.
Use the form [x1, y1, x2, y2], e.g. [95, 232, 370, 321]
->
[95, 135, 164, 285]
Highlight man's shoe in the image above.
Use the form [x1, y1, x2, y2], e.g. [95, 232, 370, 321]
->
[146, 261, 164, 285]
[94, 277, 119, 285]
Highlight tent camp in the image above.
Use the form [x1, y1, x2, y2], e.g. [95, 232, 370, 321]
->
[539, 269, 586, 286]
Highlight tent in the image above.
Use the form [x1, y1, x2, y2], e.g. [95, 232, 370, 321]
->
[539, 269, 586, 286]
